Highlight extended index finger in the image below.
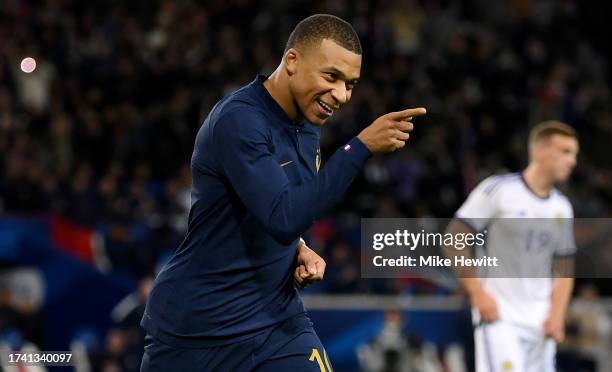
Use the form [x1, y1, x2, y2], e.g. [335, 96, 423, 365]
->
[387, 107, 427, 121]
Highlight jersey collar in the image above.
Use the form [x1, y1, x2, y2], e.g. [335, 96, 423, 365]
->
[253, 74, 306, 126]
[520, 171, 552, 200]
[252, 75, 321, 138]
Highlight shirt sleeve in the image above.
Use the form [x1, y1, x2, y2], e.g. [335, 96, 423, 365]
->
[212, 108, 371, 244]
[556, 202, 576, 256]
[455, 176, 502, 232]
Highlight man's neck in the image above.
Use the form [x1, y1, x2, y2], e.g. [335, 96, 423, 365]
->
[522, 164, 553, 198]
[263, 68, 300, 123]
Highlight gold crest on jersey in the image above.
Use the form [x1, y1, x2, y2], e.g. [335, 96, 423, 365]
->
[316, 148, 321, 172]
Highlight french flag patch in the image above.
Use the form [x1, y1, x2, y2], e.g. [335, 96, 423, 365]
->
[343, 144, 352, 152]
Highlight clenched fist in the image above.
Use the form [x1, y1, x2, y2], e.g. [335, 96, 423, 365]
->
[294, 239, 326, 288]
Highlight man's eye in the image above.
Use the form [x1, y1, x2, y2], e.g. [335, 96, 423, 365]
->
[325, 72, 337, 79]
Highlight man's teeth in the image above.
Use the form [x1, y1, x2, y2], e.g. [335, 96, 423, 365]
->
[318, 100, 333, 113]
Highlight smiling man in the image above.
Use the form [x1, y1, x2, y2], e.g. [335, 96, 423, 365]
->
[141, 14, 425, 371]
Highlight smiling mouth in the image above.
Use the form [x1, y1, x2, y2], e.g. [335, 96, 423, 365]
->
[316, 99, 335, 117]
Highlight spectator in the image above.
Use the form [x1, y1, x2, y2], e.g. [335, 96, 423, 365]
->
[559, 283, 612, 372]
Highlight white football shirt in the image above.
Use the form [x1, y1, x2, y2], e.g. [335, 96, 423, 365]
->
[456, 173, 576, 329]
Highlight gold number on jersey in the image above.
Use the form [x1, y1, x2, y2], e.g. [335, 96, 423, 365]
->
[309, 348, 326, 372]
[324, 349, 333, 371]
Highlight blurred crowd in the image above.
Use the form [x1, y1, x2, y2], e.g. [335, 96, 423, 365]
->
[1, 0, 612, 370]
[3, 0, 612, 283]
[358, 310, 467, 372]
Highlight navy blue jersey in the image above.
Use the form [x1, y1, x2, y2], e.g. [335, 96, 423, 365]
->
[141, 75, 371, 347]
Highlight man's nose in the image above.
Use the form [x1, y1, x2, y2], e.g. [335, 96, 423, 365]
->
[331, 84, 348, 105]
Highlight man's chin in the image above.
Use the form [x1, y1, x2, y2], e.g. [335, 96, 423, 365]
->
[308, 114, 329, 126]
[556, 172, 572, 183]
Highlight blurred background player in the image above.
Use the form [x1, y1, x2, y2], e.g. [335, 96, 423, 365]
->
[447, 121, 579, 371]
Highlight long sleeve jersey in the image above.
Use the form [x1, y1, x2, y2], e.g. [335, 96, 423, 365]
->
[142, 75, 371, 347]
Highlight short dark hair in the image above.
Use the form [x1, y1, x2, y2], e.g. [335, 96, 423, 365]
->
[285, 14, 362, 55]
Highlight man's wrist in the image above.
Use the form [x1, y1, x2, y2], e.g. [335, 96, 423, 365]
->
[351, 136, 373, 158]
[461, 279, 484, 298]
[547, 308, 566, 321]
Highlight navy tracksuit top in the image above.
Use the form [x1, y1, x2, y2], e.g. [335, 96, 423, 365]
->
[142, 75, 371, 347]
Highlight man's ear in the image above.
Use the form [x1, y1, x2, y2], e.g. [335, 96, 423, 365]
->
[284, 48, 299, 76]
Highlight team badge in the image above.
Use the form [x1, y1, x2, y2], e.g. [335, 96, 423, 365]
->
[316, 148, 321, 172]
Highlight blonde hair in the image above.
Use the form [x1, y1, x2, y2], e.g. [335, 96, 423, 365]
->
[528, 121, 577, 157]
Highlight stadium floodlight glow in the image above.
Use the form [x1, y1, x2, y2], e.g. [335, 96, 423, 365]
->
[20, 57, 36, 73]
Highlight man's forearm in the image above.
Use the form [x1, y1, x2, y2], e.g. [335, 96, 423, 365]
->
[459, 277, 486, 297]
[550, 277, 574, 318]
[443, 219, 478, 282]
